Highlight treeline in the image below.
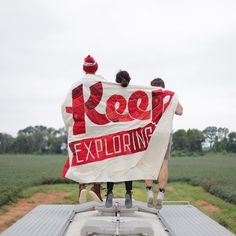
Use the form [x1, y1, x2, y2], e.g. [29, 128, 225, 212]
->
[0, 126, 236, 154]
[172, 126, 236, 154]
[0, 126, 67, 154]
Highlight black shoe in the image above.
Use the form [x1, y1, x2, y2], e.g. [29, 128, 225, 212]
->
[105, 192, 113, 208]
[125, 192, 132, 208]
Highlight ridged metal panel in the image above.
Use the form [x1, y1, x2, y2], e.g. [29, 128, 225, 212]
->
[159, 205, 235, 236]
[0, 205, 75, 236]
[74, 200, 102, 213]
[1, 202, 235, 236]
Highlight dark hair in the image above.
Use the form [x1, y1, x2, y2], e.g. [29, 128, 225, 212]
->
[150, 78, 165, 88]
[116, 70, 131, 87]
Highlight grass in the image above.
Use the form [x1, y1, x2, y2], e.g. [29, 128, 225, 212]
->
[0, 154, 68, 206]
[0, 153, 236, 205]
[2, 182, 235, 234]
[169, 153, 236, 203]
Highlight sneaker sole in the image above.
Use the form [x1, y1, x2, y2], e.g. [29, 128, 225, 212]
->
[125, 203, 132, 208]
[105, 194, 113, 208]
[88, 190, 103, 202]
[155, 199, 163, 210]
[147, 198, 154, 208]
[105, 201, 113, 208]
[79, 189, 87, 204]
[125, 194, 132, 208]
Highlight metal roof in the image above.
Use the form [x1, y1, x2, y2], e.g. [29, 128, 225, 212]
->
[0, 205, 75, 236]
[159, 205, 235, 236]
[0, 200, 235, 236]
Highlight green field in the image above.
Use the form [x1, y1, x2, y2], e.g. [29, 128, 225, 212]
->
[0, 154, 236, 233]
[0, 153, 236, 206]
[169, 154, 236, 203]
[0, 154, 67, 206]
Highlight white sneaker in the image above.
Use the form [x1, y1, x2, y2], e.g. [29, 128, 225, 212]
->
[79, 189, 87, 204]
[156, 191, 164, 210]
[146, 188, 154, 207]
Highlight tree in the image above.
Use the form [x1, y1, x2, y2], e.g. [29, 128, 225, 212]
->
[203, 126, 218, 150]
[217, 127, 229, 141]
[48, 128, 67, 153]
[13, 134, 33, 153]
[172, 129, 189, 151]
[0, 133, 14, 153]
[227, 132, 236, 152]
[11, 126, 67, 154]
[214, 127, 229, 152]
[186, 129, 205, 152]
[14, 126, 49, 153]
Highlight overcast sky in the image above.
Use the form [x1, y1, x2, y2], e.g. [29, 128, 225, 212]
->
[0, 0, 236, 136]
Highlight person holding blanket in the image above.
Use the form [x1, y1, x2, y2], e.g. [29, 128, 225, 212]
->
[105, 70, 133, 209]
[61, 58, 180, 205]
[145, 78, 183, 209]
[62, 55, 103, 204]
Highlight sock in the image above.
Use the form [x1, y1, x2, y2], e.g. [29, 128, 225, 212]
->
[159, 188, 165, 193]
[107, 190, 113, 195]
[146, 186, 152, 191]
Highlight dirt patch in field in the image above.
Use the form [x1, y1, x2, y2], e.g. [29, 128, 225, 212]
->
[0, 191, 70, 233]
[195, 200, 220, 214]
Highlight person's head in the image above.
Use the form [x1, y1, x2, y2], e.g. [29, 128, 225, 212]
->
[83, 55, 98, 74]
[150, 78, 165, 88]
[116, 70, 131, 87]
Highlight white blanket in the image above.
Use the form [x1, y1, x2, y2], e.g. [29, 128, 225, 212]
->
[61, 74, 178, 183]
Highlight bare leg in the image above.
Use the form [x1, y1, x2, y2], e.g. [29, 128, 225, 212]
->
[158, 160, 169, 189]
[145, 179, 153, 187]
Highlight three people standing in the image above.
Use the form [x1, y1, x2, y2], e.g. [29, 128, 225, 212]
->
[62, 55, 183, 209]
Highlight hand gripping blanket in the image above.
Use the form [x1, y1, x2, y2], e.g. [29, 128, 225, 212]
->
[61, 74, 179, 183]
